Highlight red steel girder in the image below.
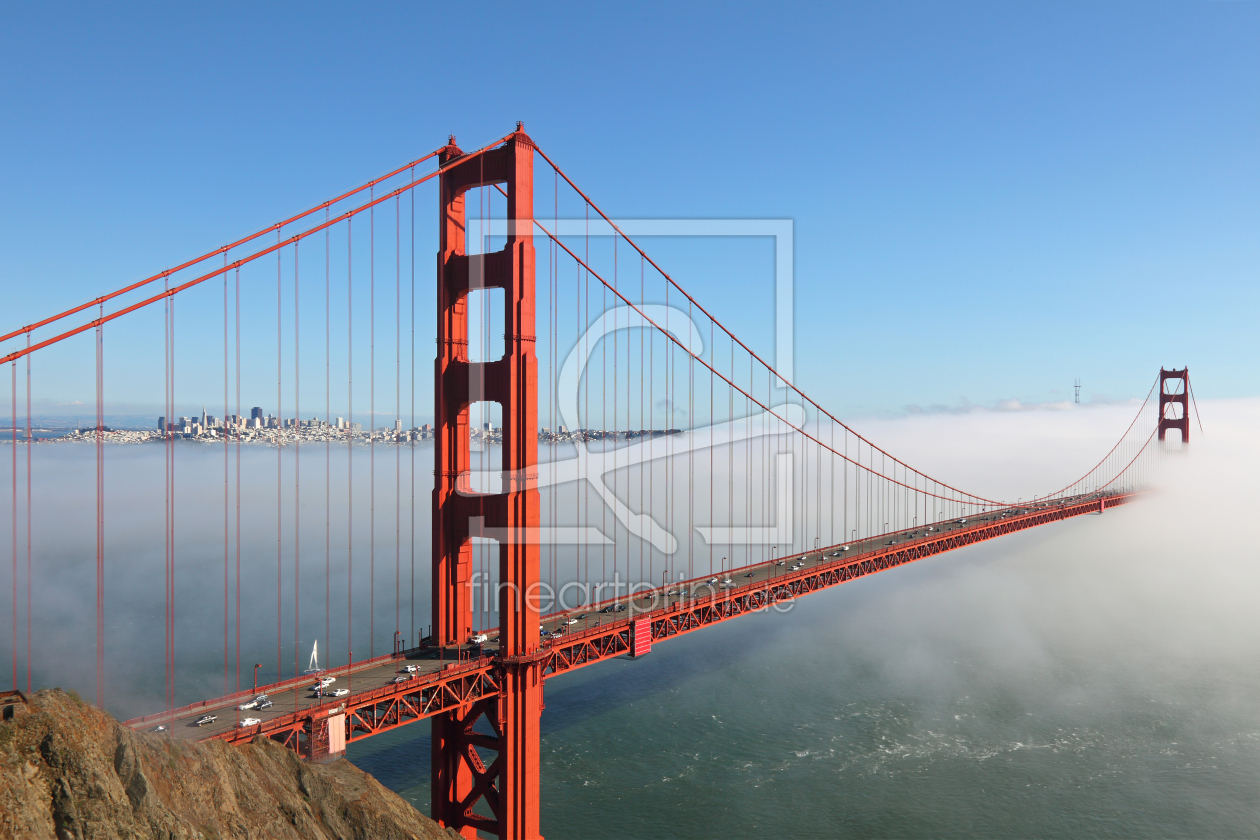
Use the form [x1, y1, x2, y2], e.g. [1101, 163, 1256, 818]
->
[205, 660, 500, 749]
[540, 494, 1136, 679]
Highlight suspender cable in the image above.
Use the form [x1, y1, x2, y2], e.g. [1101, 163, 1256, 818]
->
[688, 298, 693, 581]
[10, 362, 16, 690]
[24, 337, 31, 695]
[24, 336, 31, 694]
[370, 188, 375, 660]
[276, 232, 283, 684]
[164, 289, 173, 712]
[235, 266, 241, 692]
[223, 255, 230, 694]
[326, 209, 331, 659]
[295, 239, 301, 686]
[95, 306, 104, 708]
[409, 169, 416, 646]
[347, 220, 354, 669]
[395, 193, 401, 646]
[613, 235, 618, 590]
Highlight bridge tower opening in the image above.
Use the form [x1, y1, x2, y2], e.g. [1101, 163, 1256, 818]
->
[433, 125, 542, 839]
[1158, 367, 1190, 447]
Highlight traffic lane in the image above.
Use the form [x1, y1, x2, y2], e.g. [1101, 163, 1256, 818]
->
[163, 654, 458, 741]
[532, 514, 1045, 637]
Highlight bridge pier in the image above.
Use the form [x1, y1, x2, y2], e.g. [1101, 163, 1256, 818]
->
[433, 126, 542, 839]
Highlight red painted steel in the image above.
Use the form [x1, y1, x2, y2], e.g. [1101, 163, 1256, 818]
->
[630, 618, 651, 658]
[1158, 368, 1190, 445]
[207, 657, 500, 751]
[121, 644, 426, 729]
[540, 493, 1137, 678]
[432, 125, 542, 839]
[0, 135, 516, 370]
[532, 145, 1001, 508]
[0, 149, 446, 348]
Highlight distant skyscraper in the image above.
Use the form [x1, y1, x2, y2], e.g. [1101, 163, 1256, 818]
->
[251, 407, 263, 421]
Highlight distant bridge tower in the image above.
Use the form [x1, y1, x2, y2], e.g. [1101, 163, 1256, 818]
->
[1158, 367, 1190, 445]
[432, 125, 542, 839]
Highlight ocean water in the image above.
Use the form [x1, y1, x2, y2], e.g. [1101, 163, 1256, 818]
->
[349, 496, 1260, 839]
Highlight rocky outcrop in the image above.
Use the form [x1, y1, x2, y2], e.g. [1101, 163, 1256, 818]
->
[0, 689, 459, 840]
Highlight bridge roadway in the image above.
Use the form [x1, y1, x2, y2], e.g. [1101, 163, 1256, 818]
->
[123, 492, 1128, 751]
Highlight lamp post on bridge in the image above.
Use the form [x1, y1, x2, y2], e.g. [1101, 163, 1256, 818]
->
[253, 663, 261, 694]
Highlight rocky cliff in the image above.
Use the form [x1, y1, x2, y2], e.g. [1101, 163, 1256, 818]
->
[0, 689, 459, 840]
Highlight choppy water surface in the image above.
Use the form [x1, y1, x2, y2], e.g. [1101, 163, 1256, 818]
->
[350, 505, 1260, 839]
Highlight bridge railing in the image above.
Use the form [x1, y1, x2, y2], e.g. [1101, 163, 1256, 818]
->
[122, 644, 423, 728]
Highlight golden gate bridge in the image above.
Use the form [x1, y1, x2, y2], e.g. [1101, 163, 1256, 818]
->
[0, 125, 1195, 839]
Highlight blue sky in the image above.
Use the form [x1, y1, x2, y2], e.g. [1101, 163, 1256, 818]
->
[0, 1, 1255, 421]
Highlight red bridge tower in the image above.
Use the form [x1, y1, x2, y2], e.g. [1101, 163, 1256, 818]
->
[1158, 367, 1190, 446]
[432, 126, 542, 839]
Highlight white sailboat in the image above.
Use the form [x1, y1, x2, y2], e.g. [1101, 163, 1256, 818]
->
[303, 640, 323, 674]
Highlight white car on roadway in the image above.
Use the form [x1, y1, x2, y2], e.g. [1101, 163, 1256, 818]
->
[238, 717, 261, 728]
[238, 694, 268, 711]
[392, 675, 412, 684]
[331, 688, 350, 697]
[469, 633, 489, 644]
[313, 677, 336, 688]
[404, 664, 420, 672]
